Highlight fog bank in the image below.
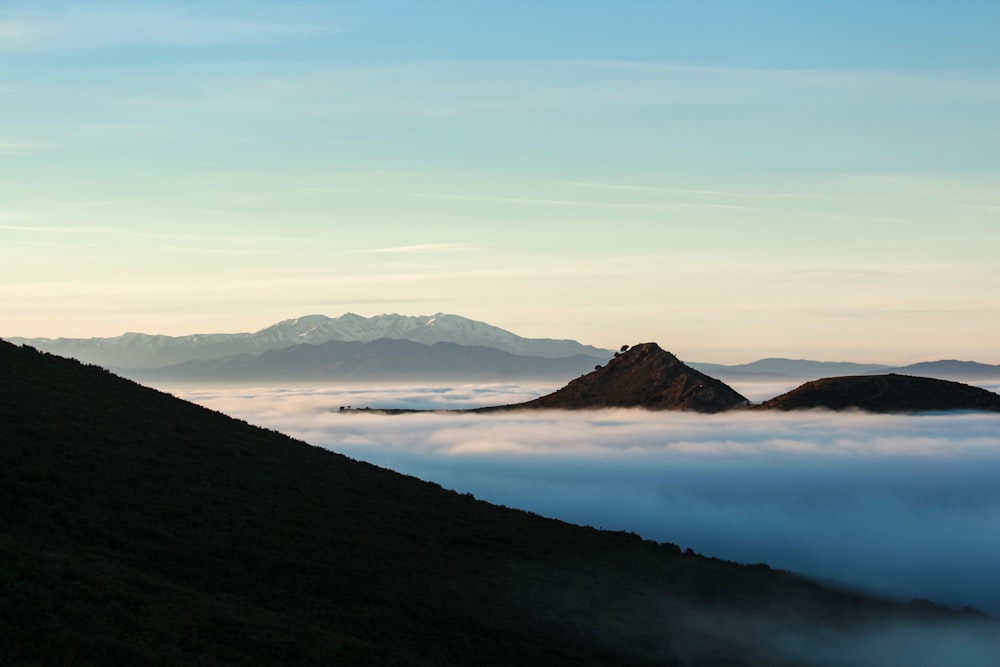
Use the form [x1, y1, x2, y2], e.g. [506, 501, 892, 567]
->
[176, 384, 1000, 614]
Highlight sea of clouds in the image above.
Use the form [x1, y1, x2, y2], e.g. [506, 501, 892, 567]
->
[174, 382, 1000, 616]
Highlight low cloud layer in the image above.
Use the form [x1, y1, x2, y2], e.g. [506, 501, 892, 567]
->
[177, 384, 1000, 616]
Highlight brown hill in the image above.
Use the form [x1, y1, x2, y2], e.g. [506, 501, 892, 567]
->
[496, 342, 748, 412]
[756, 374, 1000, 413]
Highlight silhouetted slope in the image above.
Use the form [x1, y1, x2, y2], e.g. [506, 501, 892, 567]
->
[757, 374, 1000, 413]
[0, 341, 985, 666]
[504, 343, 748, 412]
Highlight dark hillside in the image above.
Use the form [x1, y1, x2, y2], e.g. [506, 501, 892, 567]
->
[0, 341, 986, 666]
[756, 374, 1000, 413]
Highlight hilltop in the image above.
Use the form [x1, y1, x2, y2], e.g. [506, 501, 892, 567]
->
[2, 339, 988, 665]
[494, 342, 748, 412]
[757, 374, 1000, 413]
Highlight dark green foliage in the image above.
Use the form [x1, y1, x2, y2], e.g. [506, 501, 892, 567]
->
[0, 341, 987, 666]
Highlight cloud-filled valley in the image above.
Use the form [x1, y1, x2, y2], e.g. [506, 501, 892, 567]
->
[176, 383, 1000, 616]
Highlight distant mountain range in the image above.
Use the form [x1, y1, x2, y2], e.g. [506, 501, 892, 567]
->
[8, 312, 1000, 385]
[130, 338, 607, 383]
[875, 360, 1000, 381]
[690, 358, 890, 379]
[691, 358, 1000, 382]
[8, 313, 613, 370]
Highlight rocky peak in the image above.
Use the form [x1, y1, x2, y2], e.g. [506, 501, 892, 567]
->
[516, 342, 748, 412]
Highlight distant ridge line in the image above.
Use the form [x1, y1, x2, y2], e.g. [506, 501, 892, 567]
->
[7, 312, 613, 370]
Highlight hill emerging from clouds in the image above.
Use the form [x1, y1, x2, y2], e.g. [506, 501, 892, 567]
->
[487, 343, 749, 413]
[5, 339, 995, 665]
[757, 374, 1000, 413]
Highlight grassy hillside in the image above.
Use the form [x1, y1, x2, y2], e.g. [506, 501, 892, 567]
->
[0, 340, 984, 666]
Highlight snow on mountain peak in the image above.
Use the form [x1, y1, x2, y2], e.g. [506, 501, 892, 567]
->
[11, 312, 612, 368]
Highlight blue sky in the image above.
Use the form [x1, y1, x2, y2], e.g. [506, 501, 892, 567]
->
[2, 1, 998, 363]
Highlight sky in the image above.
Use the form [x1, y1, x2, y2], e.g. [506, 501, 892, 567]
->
[176, 383, 1000, 617]
[2, 1, 999, 363]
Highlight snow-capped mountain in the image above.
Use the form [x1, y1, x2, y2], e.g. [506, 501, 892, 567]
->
[255, 313, 608, 357]
[8, 313, 612, 369]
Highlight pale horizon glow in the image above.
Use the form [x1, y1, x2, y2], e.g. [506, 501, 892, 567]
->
[2, 1, 999, 364]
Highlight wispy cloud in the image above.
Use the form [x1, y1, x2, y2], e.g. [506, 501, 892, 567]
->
[371, 243, 490, 254]
[326, 187, 762, 213]
[0, 3, 341, 52]
[153, 245, 273, 257]
[23, 57, 992, 125]
[0, 141, 43, 153]
[0, 223, 117, 234]
[564, 181, 810, 200]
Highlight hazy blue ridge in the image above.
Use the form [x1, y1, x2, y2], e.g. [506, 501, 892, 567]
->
[123, 338, 608, 383]
[7, 313, 613, 369]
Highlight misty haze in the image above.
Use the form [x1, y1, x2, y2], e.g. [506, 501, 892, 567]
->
[176, 382, 1000, 615]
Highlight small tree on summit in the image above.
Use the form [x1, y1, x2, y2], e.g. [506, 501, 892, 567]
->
[620, 344, 630, 353]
